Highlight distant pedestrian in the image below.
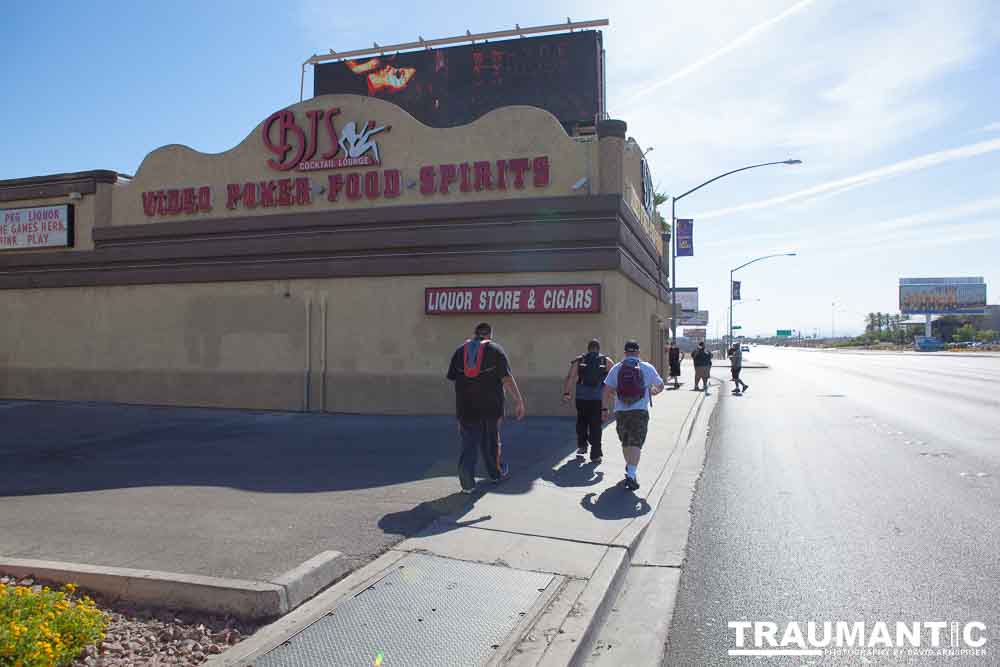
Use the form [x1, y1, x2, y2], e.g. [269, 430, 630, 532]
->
[562, 339, 613, 464]
[728, 344, 749, 394]
[446, 322, 526, 494]
[602, 340, 665, 491]
[692, 341, 712, 394]
[667, 342, 683, 389]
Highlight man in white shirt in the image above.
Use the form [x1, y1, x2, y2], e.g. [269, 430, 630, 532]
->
[602, 339, 665, 490]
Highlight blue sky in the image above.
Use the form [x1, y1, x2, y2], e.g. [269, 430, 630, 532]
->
[4, 0, 999, 337]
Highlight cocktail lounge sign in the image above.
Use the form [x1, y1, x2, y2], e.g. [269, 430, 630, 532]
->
[141, 107, 552, 218]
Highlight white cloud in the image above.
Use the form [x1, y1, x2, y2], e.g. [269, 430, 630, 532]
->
[694, 137, 1000, 219]
[623, 0, 817, 105]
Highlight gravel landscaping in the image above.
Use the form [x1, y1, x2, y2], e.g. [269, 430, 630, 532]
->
[2, 575, 259, 666]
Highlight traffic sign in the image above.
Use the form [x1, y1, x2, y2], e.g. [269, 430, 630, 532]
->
[777, 329, 792, 337]
[732, 325, 742, 330]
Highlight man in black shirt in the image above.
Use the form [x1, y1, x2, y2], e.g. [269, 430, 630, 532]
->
[446, 322, 526, 493]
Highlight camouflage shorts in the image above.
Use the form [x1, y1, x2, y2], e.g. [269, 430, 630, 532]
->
[615, 410, 650, 449]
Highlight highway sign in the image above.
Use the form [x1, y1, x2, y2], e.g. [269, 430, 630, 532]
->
[732, 325, 742, 330]
[777, 329, 792, 337]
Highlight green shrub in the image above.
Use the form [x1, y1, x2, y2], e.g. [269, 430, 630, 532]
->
[1, 582, 107, 666]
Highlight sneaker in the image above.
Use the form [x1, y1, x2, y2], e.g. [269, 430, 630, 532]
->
[576, 446, 588, 456]
[626, 476, 640, 491]
[591, 456, 603, 464]
[461, 486, 475, 494]
[742, 384, 749, 393]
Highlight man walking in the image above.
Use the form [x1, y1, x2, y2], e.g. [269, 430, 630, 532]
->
[692, 341, 712, 395]
[446, 322, 526, 494]
[602, 340, 665, 491]
[562, 339, 613, 464]
[667, 342, 683, 389]
[728, 344, 749, 394]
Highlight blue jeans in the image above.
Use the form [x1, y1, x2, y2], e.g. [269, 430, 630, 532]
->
[458, 418, 505, 490]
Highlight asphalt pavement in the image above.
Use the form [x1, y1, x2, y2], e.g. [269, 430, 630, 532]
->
[664, 347, 1000, 665]
[0, 400, 574, 581]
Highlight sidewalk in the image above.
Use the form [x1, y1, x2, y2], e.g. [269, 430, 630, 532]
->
[213, 368, 718, 666]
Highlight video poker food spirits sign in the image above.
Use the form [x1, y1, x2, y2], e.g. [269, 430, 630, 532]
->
[141, 107, 552, 218]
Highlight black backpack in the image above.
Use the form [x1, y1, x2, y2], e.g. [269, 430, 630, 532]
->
[578, 352, 608, 387]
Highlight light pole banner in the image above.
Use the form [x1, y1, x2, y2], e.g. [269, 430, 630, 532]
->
[676, 219, 693, 256]
[732, 280, 741, 301]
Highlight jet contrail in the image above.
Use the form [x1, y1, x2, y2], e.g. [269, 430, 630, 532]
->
[695, 137, 1000, 220]
[625, 0, 816, 105]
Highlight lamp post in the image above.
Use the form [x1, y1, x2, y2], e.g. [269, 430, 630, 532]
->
[670, 159, 801, 342]
[729, 254, 797, 346]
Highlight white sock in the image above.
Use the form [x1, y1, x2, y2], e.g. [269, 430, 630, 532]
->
[626, 464, 637, 478]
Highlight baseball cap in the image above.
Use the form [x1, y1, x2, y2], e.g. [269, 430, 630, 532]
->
[624, 340, 640, 352]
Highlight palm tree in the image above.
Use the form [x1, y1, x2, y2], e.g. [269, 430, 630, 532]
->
[866, 312, 877, 335]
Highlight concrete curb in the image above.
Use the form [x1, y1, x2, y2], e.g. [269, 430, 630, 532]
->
[203, 550, 409, 666]
[0, 550, 345, 621]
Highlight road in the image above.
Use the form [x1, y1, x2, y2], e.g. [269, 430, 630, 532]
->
[660, 347, 1000, 665]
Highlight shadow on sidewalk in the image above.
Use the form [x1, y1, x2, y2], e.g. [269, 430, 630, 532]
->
[579, 486, 651, 520]
[541, 457, 605, 488]
[378, 492, 492, 539]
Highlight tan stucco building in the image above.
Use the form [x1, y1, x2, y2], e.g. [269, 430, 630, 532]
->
[0, 95, 670, 416]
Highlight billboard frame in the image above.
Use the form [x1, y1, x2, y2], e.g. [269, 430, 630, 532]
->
[301, 19, 610, 102]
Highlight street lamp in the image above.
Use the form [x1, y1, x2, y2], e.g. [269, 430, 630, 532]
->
[729, 253, 797, 345]
[670, 159, 802, 342]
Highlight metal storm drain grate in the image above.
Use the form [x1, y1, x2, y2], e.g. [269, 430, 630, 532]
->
[253, 553, 553, 667]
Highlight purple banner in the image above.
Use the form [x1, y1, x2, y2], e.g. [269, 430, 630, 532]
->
[732, 280, 741, 301]
[676, 219, 693, 256]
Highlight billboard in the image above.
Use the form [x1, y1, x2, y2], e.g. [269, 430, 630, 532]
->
[684, 328, 707, 339]
[1, 204, 74, 250]
[899, 277, 987, 315]
[680, 310, 709, 326]
[314, 31, 603, 131]
[668, 287, 699, 312]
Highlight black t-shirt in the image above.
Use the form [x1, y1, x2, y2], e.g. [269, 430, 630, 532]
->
[446, 340, 512, 421]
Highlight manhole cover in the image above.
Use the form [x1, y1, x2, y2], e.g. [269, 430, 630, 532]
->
[253, 553, 553, 667]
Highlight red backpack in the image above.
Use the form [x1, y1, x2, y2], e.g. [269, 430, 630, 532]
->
[462, 339, 491, 378]
[616, 358, 646, 404]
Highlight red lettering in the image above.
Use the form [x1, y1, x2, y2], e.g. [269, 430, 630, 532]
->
[259, 181, 276, 207]
[473, 161, 492, 191]
[226, 184, 242, 210]
[142, 191, 162, 216]
[294, 177, 311, 205]
[439, 164, 458, 194]
[197, 186, 212, 211]
[508, 158, 530, 189]
[384, 169, 401, 198]
[182, 187, 196, 213]
[319, 107, 341, 159]
[346, 173, 362, 200]
[533, 156, 550, 188]
[420, 166, 435, 195]
[460, 163, 472, 192]
[277, 179, 293, 206]
[262, 110, 306, 171]
[242, 183, 258, 209]
[166, 189, 181, 214]
[496, 160, 508, 190]
[327, 174, 345, 201]
[303, 109, 323, 162]
[364, 171, 380, 200]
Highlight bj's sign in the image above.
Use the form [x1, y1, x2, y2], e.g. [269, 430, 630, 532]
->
[142, 107, 552, 218]
[426, 284, 601, 315]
